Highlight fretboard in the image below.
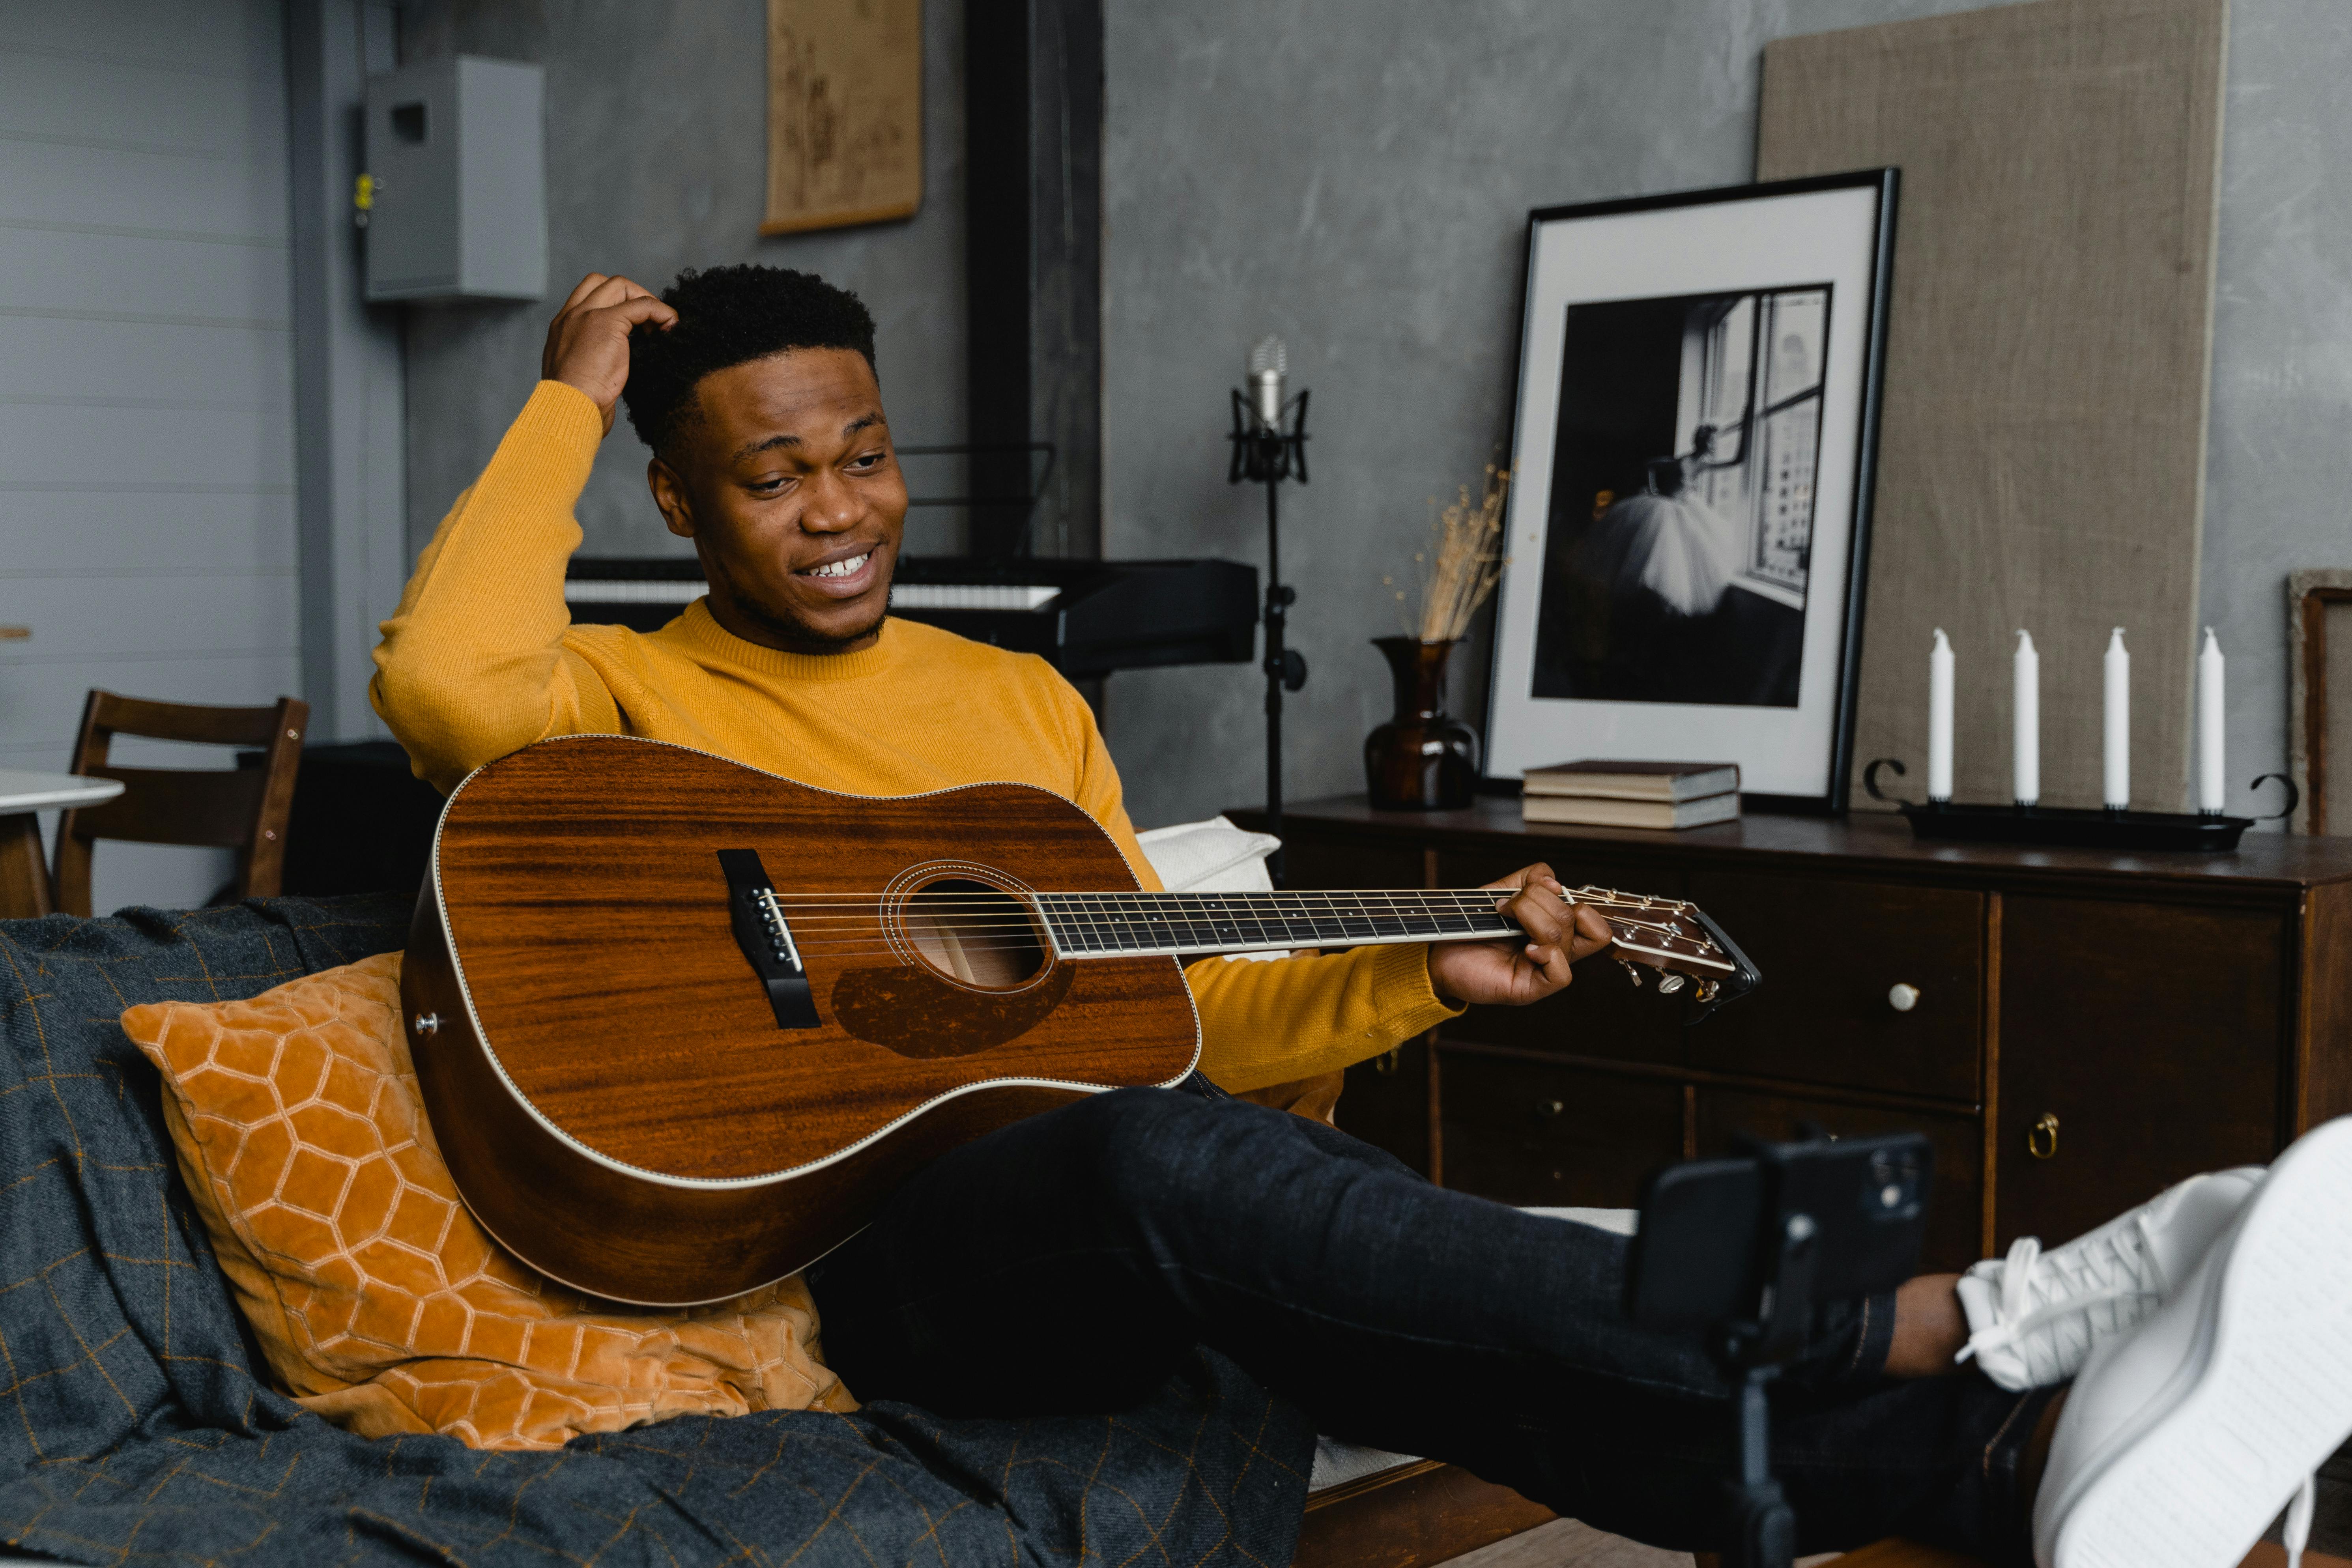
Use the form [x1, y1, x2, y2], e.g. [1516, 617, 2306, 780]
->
[1032, 889, 1520, 959]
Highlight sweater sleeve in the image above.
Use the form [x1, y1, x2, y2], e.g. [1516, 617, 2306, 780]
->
[1060, 680, 1462, 1094]
[370, 382, 624, 792]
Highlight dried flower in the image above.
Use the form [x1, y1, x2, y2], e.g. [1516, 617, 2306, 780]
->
[1400, 465, 1510, 641]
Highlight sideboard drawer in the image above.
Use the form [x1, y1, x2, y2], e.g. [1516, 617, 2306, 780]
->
[1436, 1047, 1683, 1206]
[1435, 851, 1686, 1067]
[1695, 1086, 1984, 1274]
[1683, 873, 1983, 1103]
[1994, 895, 2285, 1252]
[1281, 835, 1425, 893]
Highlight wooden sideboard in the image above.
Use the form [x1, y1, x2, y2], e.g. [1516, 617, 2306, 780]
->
[1232, 796, 2352, 1271]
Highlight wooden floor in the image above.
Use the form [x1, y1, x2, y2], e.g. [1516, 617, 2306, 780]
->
[1427, 1520, 1711, 1568]
[1432, 1525, 2351, 1568]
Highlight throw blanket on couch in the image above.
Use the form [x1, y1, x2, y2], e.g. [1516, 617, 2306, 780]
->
[0, 895, 1312, 1566]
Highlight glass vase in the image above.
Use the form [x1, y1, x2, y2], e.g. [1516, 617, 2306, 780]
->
[1363, 636, 1480, 810]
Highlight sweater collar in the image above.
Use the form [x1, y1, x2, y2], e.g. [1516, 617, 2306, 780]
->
[671, 598, 905, 682]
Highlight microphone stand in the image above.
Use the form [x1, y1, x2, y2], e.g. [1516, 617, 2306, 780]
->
[1227, 388, 1309, 884]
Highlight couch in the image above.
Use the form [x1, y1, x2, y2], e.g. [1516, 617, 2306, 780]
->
[1, 873, 1578, 1566]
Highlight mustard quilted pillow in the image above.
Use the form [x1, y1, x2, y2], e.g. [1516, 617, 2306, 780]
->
[122, 952, 855, 1450]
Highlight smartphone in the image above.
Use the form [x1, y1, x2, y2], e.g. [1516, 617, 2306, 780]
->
[1626, 1132, 1932, 1332]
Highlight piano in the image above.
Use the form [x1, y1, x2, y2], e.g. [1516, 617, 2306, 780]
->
[563, 555, 1259, 678]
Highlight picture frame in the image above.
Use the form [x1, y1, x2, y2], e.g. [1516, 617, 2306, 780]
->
[2289, 568, 2352, 835]
[1483, 169, 1898, 813]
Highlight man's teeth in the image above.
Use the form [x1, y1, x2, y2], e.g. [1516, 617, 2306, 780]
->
[808, 552, 871, 579]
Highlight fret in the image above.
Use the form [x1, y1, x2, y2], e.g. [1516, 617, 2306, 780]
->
[1153, 894, 1195, 950]
[1111, 893, 1147, 950]
[1267, 894, 1313, 946]
[1426, 893, 1473, 935]
[1061, 894, 1106, 955]
[1080, 893, 1120, 952]
[1223, 893, 1260, 945]
[1121, 893, 1154, 950]
[1240, 892, 1276, 948]
[1170, 892, 1212, 949]
[1053, 894, 1086, 954]
[1035, 895, 1075, 953]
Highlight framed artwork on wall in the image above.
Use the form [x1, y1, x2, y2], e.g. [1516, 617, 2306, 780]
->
[761, 0, 924, 236]
[1483, 170, 1898, 812]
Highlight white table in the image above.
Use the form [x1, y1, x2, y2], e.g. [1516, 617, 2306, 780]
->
[0, 769, 124, 918]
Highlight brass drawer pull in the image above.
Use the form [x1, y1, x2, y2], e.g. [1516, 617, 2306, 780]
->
[1536, 1098, 1565, 1119]
[2027, 1112, 2060, 1160]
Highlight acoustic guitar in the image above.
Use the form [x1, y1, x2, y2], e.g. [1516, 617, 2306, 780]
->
[401, 735, 1760, 1305]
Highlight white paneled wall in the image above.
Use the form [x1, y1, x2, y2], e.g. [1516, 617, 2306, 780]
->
[0, 0, 300, 912]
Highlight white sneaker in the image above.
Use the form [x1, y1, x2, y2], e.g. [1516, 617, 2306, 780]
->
[1956, 1166, 2262, 1390]
[2032, 1116, 2352, 1568]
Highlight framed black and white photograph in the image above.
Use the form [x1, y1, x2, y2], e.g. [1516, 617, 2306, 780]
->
[1484, 170, 1897, 811]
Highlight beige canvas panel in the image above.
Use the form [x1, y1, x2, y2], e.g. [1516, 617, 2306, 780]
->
[1758, 0, 2225, 811]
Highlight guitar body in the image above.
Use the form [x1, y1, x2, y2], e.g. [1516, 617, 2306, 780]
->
[402, 735, 1199, 1305]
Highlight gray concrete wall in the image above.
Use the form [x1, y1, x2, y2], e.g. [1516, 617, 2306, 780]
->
[1099, 0, 2341, 834]
[391, 0, 2352, 836]
[398, 0, 967, 559]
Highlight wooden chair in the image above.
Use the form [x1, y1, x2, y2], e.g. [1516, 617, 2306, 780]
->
[52, 691, 308, 917]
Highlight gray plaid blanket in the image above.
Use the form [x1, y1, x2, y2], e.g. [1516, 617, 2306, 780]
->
[0, 896, 1311, 1566]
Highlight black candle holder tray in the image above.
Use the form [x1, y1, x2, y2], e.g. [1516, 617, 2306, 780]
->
[1859, 759, 2297, 852]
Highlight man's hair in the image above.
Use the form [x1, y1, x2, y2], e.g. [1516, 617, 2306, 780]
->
[620, 264, 879, 457]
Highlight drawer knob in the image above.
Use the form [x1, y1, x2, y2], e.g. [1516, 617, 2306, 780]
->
[1887, 983, 1921, 1013]
[2027, 1112, 2060, 1160]
[1535, 1098, 1565, 1119]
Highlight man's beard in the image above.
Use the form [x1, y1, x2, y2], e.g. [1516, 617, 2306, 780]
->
[708, 553, 891, 652]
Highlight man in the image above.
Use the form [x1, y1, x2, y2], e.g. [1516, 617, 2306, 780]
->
[373, 265, 2352, 1568]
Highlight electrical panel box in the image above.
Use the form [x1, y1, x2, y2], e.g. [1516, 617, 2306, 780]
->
[363, 56, 546, 303]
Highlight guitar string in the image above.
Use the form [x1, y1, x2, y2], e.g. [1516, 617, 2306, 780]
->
[772, 916, 1698, 940]
[746, 888, 1690, 909]
[763, 892, 1665, 911]
[760, 895, 1695, 919]
[767, 916, 1714, 960]
[769, 924, 1699, 947]
[767, 908, 1703, 937]
[768, 909, 1700, 935]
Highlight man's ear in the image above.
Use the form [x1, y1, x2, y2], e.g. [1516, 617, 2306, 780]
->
[648, 455, 696, 539]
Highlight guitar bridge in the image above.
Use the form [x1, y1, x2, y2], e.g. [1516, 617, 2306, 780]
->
[717, 849, 821, 1030]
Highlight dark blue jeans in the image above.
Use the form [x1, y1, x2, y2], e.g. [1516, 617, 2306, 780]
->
[807, 1083, 2055, 1564]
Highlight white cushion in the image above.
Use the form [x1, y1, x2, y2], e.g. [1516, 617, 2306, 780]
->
[1133, 815, 1290, 962]
[1133, 815, 1280, 894]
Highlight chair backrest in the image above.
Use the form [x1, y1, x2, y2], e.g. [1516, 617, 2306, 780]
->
[53, 691, 309, 918]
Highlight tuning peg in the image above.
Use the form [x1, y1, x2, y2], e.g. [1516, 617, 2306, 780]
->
[1696, 979, 1720, 1003]
[1656, 973, 1686, 994]
[1618, 959, 1644, 987]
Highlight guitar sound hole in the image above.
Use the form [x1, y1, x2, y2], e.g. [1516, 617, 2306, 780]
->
[904, 878, 1047, 989]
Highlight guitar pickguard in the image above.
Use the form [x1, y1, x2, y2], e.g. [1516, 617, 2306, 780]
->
[828, 960, 1077, 1058]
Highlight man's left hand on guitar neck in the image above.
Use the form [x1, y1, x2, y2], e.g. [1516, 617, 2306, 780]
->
[1425, 862, 1615, 1009]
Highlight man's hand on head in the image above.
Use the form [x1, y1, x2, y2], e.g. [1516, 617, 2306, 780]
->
[1424, 862, 1615, 1009]
[541, 273, 679, 437]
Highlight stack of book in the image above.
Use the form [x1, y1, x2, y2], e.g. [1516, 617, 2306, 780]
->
[1520, 760, 1742, 830]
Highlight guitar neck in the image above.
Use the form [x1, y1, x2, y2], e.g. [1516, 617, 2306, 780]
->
[1032, 886, 1653, 961]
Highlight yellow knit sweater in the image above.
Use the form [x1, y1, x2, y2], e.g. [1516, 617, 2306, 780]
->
[370, 380, 1459, 1091]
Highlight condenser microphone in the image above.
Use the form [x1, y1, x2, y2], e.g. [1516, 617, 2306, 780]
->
[1247, 335, 1287, 429]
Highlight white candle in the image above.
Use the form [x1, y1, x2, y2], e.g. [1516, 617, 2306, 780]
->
[2014, 630, 2040, 807]
[2199, 626, 2226, 814]
[2103, 627, 2130, 810]
[1928, 628, 1954, 803]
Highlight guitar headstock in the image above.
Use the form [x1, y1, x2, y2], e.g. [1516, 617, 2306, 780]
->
[1566, 888, 1762, 1017]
